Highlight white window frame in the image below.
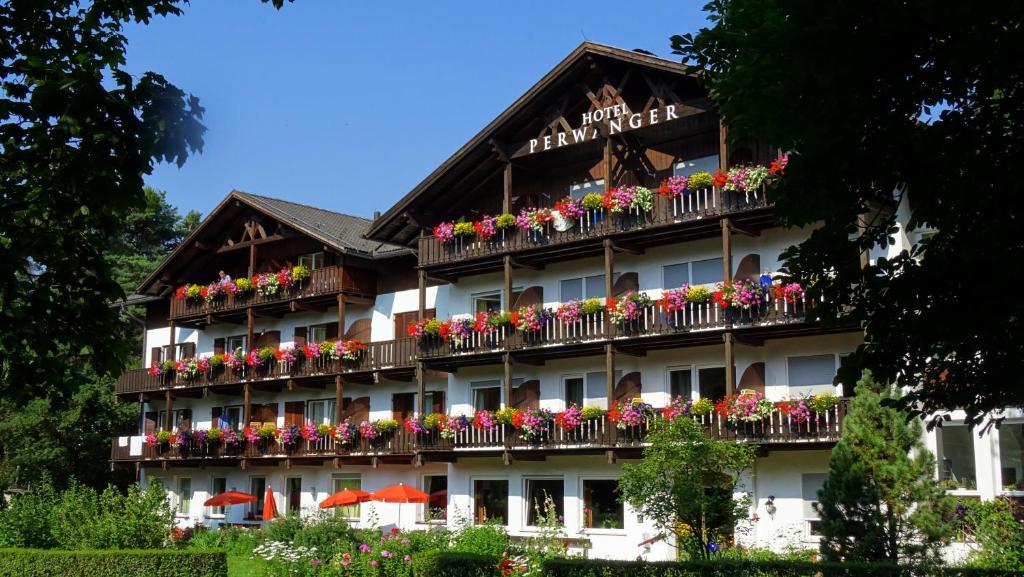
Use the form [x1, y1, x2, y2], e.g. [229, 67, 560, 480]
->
[226, 335, 246, 354]
[208, 476, 228, 518]
[936, 423, 980, 494]
[249, 476, 267, 520]
[308, 324, 329, 344]
[560, 274, 617, 302]
[996, 420, 1024, 496]
[561, 374, 587, 409]
[471, 380, 503, 411]
[471, 290, 503, 314]
[421, 474, 448, 524]
[332, 474, 363, 521]
[522, 476, 565, 530]
[284, 476, 303, 516]
[305, 399, 334, 425]
[663, 259, 725, 289]
[157, 409, 190, 431]
[785, 353, 840, 390]
[672, 155, 720, 178]
[579, 476, 626, 534]
[695, 364, 727, 400]
[298, 252, 324, 270]
[471, 476, 510, 527]
[666, 365, 696, 401]
[801, 473, 827, 541]
[175, 476, 192, 517]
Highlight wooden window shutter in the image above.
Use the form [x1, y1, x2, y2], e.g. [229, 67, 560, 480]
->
[213, 338, 225, 356]
[259, 403, 278, 425]
[733, 254, 761, 283]
[325, 323, 339, 341]
[150, 347, 162, 365]
[254, 330, 281, 350]
[511, 380, 540, 410]
[211, 407, 223, 428]
[285, 401, 305, 427]
[349, 397, 370, 422]
[293, 327, 307, 348]
[430, 390, 445, 414]
[613, 372, 643, 404]
[144, 411, 158, 434]
[339, 397, 353, 421]
[611, 272, 640, 297]
[511, 286, 543, 310]
[179, 409, 192, 431]
[181, 342, 196, 359]
[738, 362, 766, 397]
[345, 319, 372, 342]
[392, 392, 414, 421]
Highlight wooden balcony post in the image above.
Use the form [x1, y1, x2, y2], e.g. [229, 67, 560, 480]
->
[503, 256, 513, 311]
[335, 376, 344, 424]
[337, 294, 346, 337]
[719, 118, 729, 170]
[248, 242, 255, 277]
[246, 307, 254, 350]
[418, 269, 426, 320]
[243, 383, 251, 427]
[168, 320, 176, 360]
[603, 239, 614, 334]
[503, 353, 512, 409]
[723, 331, 735, 396]
[164, 389, 173, 430]
[416, 362, 426, 416]
[503, 162, 512, 214]
[605, 344, 615, 407]
[721, 218, 732, 284]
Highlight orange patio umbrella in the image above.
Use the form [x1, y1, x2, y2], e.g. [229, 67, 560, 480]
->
[263, 486, 279, 521]
[370, 483, 429, 528]
[318, 489, 371, 509]
[203, 491, 257, 507]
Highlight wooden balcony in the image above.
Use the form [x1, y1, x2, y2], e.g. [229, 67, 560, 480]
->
[115, 338, 418, 397]
[417, 188, 774, 276]
[109, 399, 849, 466]
[168, 265, 376, 323]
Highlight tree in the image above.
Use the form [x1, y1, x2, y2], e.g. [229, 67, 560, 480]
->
[816, 370, 953, 563]
[673, 1, 1024, 426]
[619, 417, 756, 559]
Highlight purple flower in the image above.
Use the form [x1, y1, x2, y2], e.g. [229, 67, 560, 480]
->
[381, 550, 392, 558]
[371, 560, 378, 567]
[311, 559, 320, 567]
[359, 543, 371, 553]
[401, 538, 410, 545]
[404, 555, 412, 563]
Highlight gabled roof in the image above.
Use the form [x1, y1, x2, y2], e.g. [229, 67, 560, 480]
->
[364, 41, 700, 246]
[135, 190, 408, 295]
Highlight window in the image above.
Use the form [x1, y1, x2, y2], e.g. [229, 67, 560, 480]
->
[226, 335, 246, 354]
[569, 179, 605, 201]
[285, 477, 302, 515]
[583, 479, 623, 529]
[998, 424, 1024, 492]
[473, 291, 502, 314]
[673, 155, 720, 178]
[937, 425, 977, 490]
[802, 473, 827, 537]
[298, 252, 324, 270]
[333, 475, 362, 519]
[584, 371, 622, 409]
[473, 479, 508, 525]
[668, 367, 693, 400]
[525, 478, 564, 527]
[697, 367, 727, 401]
[157, 409, 190, 431]
[662, 259, 724, 288]
[472, 380, 502, 412]
[423, 475, 448, 522]
[564, 376, 584, 408]
[215, 406, 243, 431]
[788, 355, 837, 389]
[306, 399, 335, 425]
[249, 477, 266, 520]
[210, 477, 227, 515]
[423, 391, 443, 415]
[561, 275, 613, 302]
[308, 324, 329, 344]
[663, 263, 689, 289]
[177, 477, 192, 516]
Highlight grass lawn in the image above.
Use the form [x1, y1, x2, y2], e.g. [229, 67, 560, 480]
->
[228, 552, 264, 577]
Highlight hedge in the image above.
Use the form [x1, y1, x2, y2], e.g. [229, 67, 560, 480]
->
[541, 559, 1024, 577]
[413, 551, 499, 577]
[0, 549, 227, 577]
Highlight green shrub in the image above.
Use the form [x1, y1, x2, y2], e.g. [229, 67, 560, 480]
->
[413, 551, 498, 577]
[0, 485, 58, 548]
[962, 498, 1024, 570]
[289, 511, 357, 558]
[451, 522, 509, 558]
[540, 559, 1022, 577]
[0, 548, 226, 577]
[264, 512, 305, 543]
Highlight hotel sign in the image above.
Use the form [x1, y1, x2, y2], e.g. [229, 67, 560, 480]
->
[511, 103, 692, 158]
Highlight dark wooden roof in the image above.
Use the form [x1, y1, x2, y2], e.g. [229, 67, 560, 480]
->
[364, 41, 701, 247]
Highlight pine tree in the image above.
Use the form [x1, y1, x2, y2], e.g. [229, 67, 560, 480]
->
[817, 370, 953, 562]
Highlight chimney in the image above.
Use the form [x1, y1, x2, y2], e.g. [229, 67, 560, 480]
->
[373, 211, 381, 220]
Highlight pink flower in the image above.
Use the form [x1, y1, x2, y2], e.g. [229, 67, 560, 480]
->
[311, 559, 320, 567]
[404, 555, 412, 563]
[359, 543, 371, 553]
[381, 550, 392, 558]
[370, 560, 378, 567]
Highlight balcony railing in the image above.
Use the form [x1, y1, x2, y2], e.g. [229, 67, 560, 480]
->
[168, 265, 375, 320]
[110, 399, 849, 464]
[116, 338, 418, 395]
[418, 291, 814, 359]
[418, 187, 768, 268]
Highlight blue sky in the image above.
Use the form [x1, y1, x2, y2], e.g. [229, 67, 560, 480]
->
[125, 1, 708, 219]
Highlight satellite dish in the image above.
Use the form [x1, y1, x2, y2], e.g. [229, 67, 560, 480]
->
[552, 210, 574, 232]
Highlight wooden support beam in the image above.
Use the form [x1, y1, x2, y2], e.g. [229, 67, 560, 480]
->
[728, 221, 760, 237]
[508, 257, 544, 271]
[372, 457, 380, 469]
[503, 256, 513, 311]
[243, 383, 252, 427]
[416, 362, 426, 416]
[721, 218, 732, 282]
[337, 294, 346, 337]
[333, 457, 341, 469]
[612, 345, 646, 357]
[286, 379, 295, 391]
[248, 243, 256, 277]
[168, 320, 176, 360]
[217, 233, 288, 253]
[604, 239, 614, 333]
[605, 344, 615, 407]
[335, 376, 344, 424]
[606, 450, 618, 464]
[246, 308, 254, 350]
[290, 301, 328, 313]
[418, 269, 427, 320]
[719, 118, 729, 169]
[502, 452, 512, 466]
[241, 459, 248, 471]
[723, 331, 736, 396]
[503, 354, 513, 410]
[164, 389, 173, 430]
[252, 310, 284, 319]
[503, 161, 512, 214]
[609, 239, 644, 255]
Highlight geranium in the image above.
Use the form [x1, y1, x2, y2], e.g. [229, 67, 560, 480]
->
[607, 291, 652, 323]
[423, 413, 446, 430]
[712, 280, 759, 309]
[336, 339, 366, 361]
[688, 171, 714, 190]
[776, 397, 813, 424]
[515, 408, 552, 442]
[275, 268, 294, 289]
[472, 410, 497, 431]
[514, 304, 550, 332]
[580, 192, 604, 211]
[291, 264, 311, 283]
[554, 404, 582, 430]
[495, 213, 517, 230]
[275, 347, 297, 364]
[718, 393, 774, 423]
[225, 348, 246, 372]
[358, 420, 379, 440]
[769, 152, 789, 175]
[300, 423, 323, 442]
[472, 311, 493, 334]
[335, 420, 358, 445]
[175, 357, 209, 380]
[433, 221, 455, 242]
[278, 425, 302, 447]
[494, 407, 519, 426]
[439, 414, 468, 440]
[192, 430, 207, 444]
[404, 417, 427, 434]
[661, 397, 692, 420]
[617, 399, 654, 429]
[608, 187, 633, 213]
[553, 196, 584, 219]
[302, 342, 321, 360]
[658, 175, 688, 198]
[243, 426, 260, 444]
[453, 222, 475, 238]
[659, 286, 689, 313]
[223, 428, 242, 447]
[555, 300, 582, 323]
[474, 216, 497, 240]
[204, 282, 224, 303]
[773, 282, 804, 303]
[253, 272, 281, 296]
[448, 317, 475, 344]
[170, 430, 189, 447]
[147, 363, 162, 377]
[712, 169, 728, 188]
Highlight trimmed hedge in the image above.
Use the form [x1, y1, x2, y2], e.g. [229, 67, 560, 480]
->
[0, 548, 227, 577]
[541, 559, 1024, 577]
[413, 551, 499, 577]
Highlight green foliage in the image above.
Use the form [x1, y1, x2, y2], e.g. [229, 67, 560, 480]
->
[451, 522, 510, 557]
[0, 548, 226, 577]
[540, 558, 1018, 577]
[0, 480, 173, 549]
[618, 416, 756, 560]
[817, 371, 953, 563]
[961, 498, 1024, 570]
[412, 551, 498, 577]
[674, 0, 1024, 425]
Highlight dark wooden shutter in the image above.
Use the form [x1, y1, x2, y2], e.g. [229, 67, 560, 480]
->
[179, 409, 192, 431]
[345, 319, 372, 342]
[285, 401, 305, 427]
[213, 338, 225, 356]
[395, 310, 435, 336]
[150, 347, 163, 365]
[511, 286, 543, 310]
[612, 272, 640, 297]
[430, 390, 446, 414]
[339, 397, 353, 421]
[181, 342, 196, 359]
[614, 372, 643, 404]
[144, 412, 158, 434]
[258, 403, 278, 426]
[349, 397, 370, 422]
[254, 330, 281, 350]
[733, 254, 761, 283]
[392, 392, 415, 421]
[738, 362, 766, 396]
[293, 327, 307, 348]
[511, 380, 540, 410]
[211, 407, 223, 428]
[325, 323, 339, 341]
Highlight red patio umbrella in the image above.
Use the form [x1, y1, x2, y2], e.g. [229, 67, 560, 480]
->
[370, 483, 429, 528]
[318, 489, 371, 509]
[263, 486, 279, 521]
[203, 491, 257, 507]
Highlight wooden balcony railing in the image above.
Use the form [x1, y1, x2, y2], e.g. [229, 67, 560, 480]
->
[116, 338, 418, 395]
[418, 291, 815, 359]
[110, 399, 849, 464]
[168, 265, 376, 320]
[418, 187, 768, 267]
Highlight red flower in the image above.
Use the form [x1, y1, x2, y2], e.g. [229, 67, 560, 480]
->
[438, 321, 451, 340]
[600, 190, 616, 210]
[605, 297, 617, 310]
[274, 349, 283, 360]
[508, 311, 521, 326]
[175, 286, 187, 300]
[769, 159, 785, 175]
[606, 402, 622, 423]
[200, 286, 208, 299]
[657, 183, 673, 198]
[712, 169, 728, 188]
[511, 411, 525, 428]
